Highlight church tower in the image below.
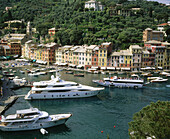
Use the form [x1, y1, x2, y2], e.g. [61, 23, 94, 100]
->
[26, 21, 32, 39]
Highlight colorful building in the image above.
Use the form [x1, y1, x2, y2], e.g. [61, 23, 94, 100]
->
[85, 45, 97, 69]
[73, 46, 86, 68]
[109, 49, 132, 71]
[142, 50, 150, 68]
[162, 42, 170, 69]
[98, 42, 112, 68]
[29, 42, 58, 64]
[92, 46, 99, 67]
[129, 45, 142, 71]
[119, 49, 132, 71]
[143, 28, 164, 42]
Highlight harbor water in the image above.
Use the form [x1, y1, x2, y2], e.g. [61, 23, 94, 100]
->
[0, 68, 170, 139]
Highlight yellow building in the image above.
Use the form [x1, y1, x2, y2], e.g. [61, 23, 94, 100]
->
[98, 45, 107, 67]
[120, 49, 132, 68]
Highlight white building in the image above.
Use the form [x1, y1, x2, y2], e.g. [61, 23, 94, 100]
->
[85, 0, 104, 11]
[74, 46, 86, 67]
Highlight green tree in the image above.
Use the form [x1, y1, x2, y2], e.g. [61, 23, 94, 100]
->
[128, 101, 170, 139]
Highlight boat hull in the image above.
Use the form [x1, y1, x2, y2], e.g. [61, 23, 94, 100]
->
[25, 90, 101, 100]
[93, 80, 143, 88]
[0, 116, 70, 132]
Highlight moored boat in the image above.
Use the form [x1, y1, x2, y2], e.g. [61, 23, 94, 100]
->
[160, 71, 169, 76]
[25, 73, 104, 100]
[93, 75, 144, 89]
[0, 107, 72, 131]
[150, 77, 168, 83]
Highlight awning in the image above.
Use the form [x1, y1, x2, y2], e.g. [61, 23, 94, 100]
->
[88, 68, 97, 71]
[158, 67, 163, 70]
[145, 67, 152, 70]
[91, 66, 98, 69]
[58, 63, 67, 66]
[54, 62, 59, 65]
[101, 67, 106, 70]
[36, 60, 47, 64]
[107, 67, 115, 70]
[69, 64, 76, 67]
[77, 65, 84, 68]
[121, 68, 130, 71]
[15, 59, 29, 62]
[116, 68, 120, 70]
[140, 68, 145, 70]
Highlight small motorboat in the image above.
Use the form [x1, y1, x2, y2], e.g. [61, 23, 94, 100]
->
[150, 77, 168, 83]
[160, 72, 169, 76]
[147, 77, 160, 82]
[141, 72, 153, 77]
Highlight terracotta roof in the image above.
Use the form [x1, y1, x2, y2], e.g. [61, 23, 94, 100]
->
[157, 23, 168, 26]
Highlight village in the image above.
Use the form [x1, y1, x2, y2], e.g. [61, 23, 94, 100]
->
[0, 20, 170, 72]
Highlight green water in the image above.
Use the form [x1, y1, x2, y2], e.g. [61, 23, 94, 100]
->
[1, 69, 169, 139]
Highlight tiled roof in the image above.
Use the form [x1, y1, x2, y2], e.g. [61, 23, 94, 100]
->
[130, 45, 142, 49]
[74, 47, 86, 53]
[111, 52, 121, 56]
[87, 45, 97, 49]
[120, 49, 132, 56]
[157, 23, 168, 26]
[48, 27, 56, 30]
[45, 42, 57, 47]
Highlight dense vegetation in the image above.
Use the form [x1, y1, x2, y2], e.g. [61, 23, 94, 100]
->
[128, 101, 170, 139]
[0, 0, 169, 49]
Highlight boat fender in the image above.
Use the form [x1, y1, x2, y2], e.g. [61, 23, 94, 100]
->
[40, 128, 48, 135]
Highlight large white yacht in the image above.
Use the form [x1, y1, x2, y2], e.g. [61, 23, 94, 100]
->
[93, 75, 144, 88]
[0, 107, 72, 131]
[25, 73, 104, 100]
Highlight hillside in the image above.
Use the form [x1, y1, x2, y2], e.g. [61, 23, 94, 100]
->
[0, 0, 169, 49]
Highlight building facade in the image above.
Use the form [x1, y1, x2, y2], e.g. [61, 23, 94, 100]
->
[85, 0, 104, 11]
[143, 28, 164, 42]
[129, 45, 142, 71]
